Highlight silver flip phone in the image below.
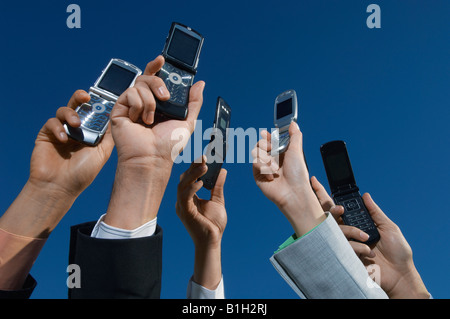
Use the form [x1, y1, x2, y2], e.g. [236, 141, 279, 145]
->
[271, 90, 298, 156]
[64, 58, 142, 146]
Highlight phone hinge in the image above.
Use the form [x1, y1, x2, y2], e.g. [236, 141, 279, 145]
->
[90, 87, 118, 102]
[333, 184, 359, 197]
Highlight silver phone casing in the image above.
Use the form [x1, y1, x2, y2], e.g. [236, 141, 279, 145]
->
[64, 59, 142, 145]
[271, 90, 298, 156]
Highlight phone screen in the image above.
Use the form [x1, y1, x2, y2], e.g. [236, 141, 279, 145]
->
[324, 151, 356, 190]
[276, 98, 292, 119]
[219, 117, 227, 130]
[167, 28, 200, 67]
[98, 64, 137, 96]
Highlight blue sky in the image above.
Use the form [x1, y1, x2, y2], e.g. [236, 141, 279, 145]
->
[0, 1, 449, 299]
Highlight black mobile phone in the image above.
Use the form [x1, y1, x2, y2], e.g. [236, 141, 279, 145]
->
[199, 97, 231, 190]
[320, 140, 380, 245]
[156, 22, 204, 120]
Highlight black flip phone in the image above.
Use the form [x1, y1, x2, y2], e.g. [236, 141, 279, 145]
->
[156, 22, 204, 120]
[320, 140, 380, 245]
[199, 97, 231, 190]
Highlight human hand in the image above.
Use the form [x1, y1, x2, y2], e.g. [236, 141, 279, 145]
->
[359, 193, 430, 298]
[103, 56, 205, 230]
[310, 176, 374, 257]
[310, 176, 430, 298]
[176, 156, 227, 289]
[252, 122, 325, 237]
[29, 90, 114, 198]
[0, 90, 114, 238]
[176, 156, 227, 249]
[110, 55, 205, 168]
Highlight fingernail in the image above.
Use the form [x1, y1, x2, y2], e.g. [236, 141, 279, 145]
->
[146, 111, 154, 124]
[71, 116, 80, 124]
[158, 86, 169, 98]
[270, 160, 279, 172]
[60, 132, 67, 141]
[360, 231, 370, 241]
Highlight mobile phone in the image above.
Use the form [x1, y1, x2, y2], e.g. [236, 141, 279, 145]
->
[271, 90, 298, 156]
[199, 97, 231, 190]
[156, 22, 204, 120]
[64, 58, 142, 146]
[320, 140, 380, 245]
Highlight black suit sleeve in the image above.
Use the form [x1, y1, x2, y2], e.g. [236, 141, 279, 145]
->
[68, 221, 162, 299]
[0, 274, 37, 299]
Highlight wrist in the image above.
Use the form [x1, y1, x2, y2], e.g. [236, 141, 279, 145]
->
[104, 160, 172, 229]
[390, 266, 430, 299]
[117, 151, 175, 170]
[0, 180, 76, 238]
[193, 244, 222, 290]
[278, 187, 326, 237]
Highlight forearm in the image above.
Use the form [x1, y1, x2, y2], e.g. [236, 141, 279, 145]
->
[104, 160, 172, 229]
[278, 186, 326, 237]
[0, 181, 74, 290]
[0, 180, 76, 238]
[193, 244, 223, 290]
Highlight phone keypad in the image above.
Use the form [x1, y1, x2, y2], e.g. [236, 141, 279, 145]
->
[341, 198, 377, 233]
[159, 63, 193, 106]
[271, 130, 290, 153]
[278, 131, 290, 147]
[77, 95, 114, 132]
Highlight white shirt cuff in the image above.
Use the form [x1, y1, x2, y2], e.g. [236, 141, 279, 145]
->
[90, 214, 157, 239]
[187, 276, 225, 299]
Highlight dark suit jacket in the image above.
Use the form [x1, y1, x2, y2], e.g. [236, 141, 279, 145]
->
[0, 275, 36, 299]
[68, 221, 163, 299]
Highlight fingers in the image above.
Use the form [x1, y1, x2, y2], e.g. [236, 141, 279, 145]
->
[257, 132, 272, 153]
[261, 129, 272, 144]
[329, 204, 344, 223]
[178, 156, 208, 201]
[362, 193, 392, 227]
[211, 169, 227, 204]
[113, 56, 171, 124]
[42, 117, 70, 143]
[310, 176, 334, 212]
[114, 74, 170, 125]
[56, 106, 81, 129]
[66, 90, 90, 109]
[251, 130, 279, 179]
[349, 241, 375, 258]
[134, 74, 170, 101]
[340, 225, 375, 258]
[251, 144, 279, 172]
[45, 103, 84, 143]
[144, 55, 165, 76]
[185, 81, 206, 132]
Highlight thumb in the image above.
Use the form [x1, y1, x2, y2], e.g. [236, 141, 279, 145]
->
[287, 121, 303, 153]
[211, 169, 227, 204]
[362, 193, 393, 227]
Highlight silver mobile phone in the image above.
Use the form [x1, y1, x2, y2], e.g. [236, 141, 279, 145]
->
[271, 90, 298, 156]
[64, 58, 142, 146]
